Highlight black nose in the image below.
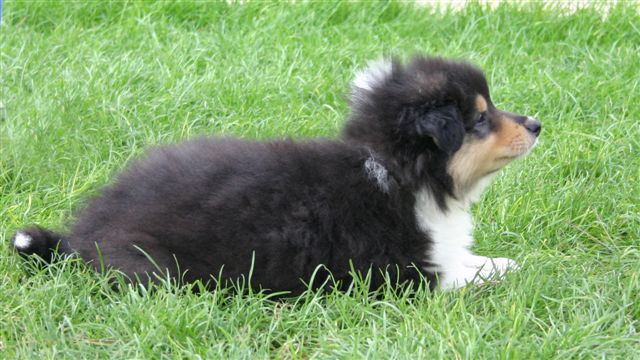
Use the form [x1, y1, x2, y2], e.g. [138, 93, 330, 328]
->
[524, 117, 542, 137]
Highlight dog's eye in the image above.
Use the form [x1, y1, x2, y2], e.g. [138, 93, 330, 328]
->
[476, 113, 488, 126]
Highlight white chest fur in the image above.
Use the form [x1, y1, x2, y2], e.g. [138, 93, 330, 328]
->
[413, 187, 517, 289]
[414, 188, 474, 270]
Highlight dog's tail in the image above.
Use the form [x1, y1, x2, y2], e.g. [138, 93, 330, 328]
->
[11, 226, 73, 263]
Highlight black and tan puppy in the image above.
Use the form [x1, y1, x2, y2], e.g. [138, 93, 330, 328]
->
[12, 56, 540, 293]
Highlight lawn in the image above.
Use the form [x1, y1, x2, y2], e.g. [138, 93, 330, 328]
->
[1, 1, 639, 358]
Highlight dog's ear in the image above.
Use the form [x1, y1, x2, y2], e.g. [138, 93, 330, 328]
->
[410, 104, 465, 154]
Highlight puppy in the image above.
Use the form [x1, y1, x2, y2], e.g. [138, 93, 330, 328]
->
[12, 56, 540, 293]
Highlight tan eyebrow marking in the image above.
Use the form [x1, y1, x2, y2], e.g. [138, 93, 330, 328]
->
[475, 95, 488, 113]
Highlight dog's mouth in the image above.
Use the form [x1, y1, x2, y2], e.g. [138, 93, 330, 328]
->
[495, 155, 517, 161]
[495, 134, 539, 163]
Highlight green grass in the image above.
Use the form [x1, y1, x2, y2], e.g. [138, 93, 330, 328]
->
[1, 1, 639, 358]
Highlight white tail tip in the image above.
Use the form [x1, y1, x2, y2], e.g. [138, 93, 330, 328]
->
[13, 232, 33, 250]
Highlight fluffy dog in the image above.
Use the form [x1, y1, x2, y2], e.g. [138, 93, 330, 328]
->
[12, 56, 541, 293]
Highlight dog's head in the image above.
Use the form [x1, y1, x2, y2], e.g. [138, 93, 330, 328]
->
[344, 56, 541, 201]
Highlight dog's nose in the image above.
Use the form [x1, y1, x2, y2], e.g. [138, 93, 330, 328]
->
[524, 117, 541, 137]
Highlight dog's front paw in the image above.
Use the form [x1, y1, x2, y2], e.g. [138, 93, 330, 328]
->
[469, 256, 519, 276]
[439, 256, 519, 289]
